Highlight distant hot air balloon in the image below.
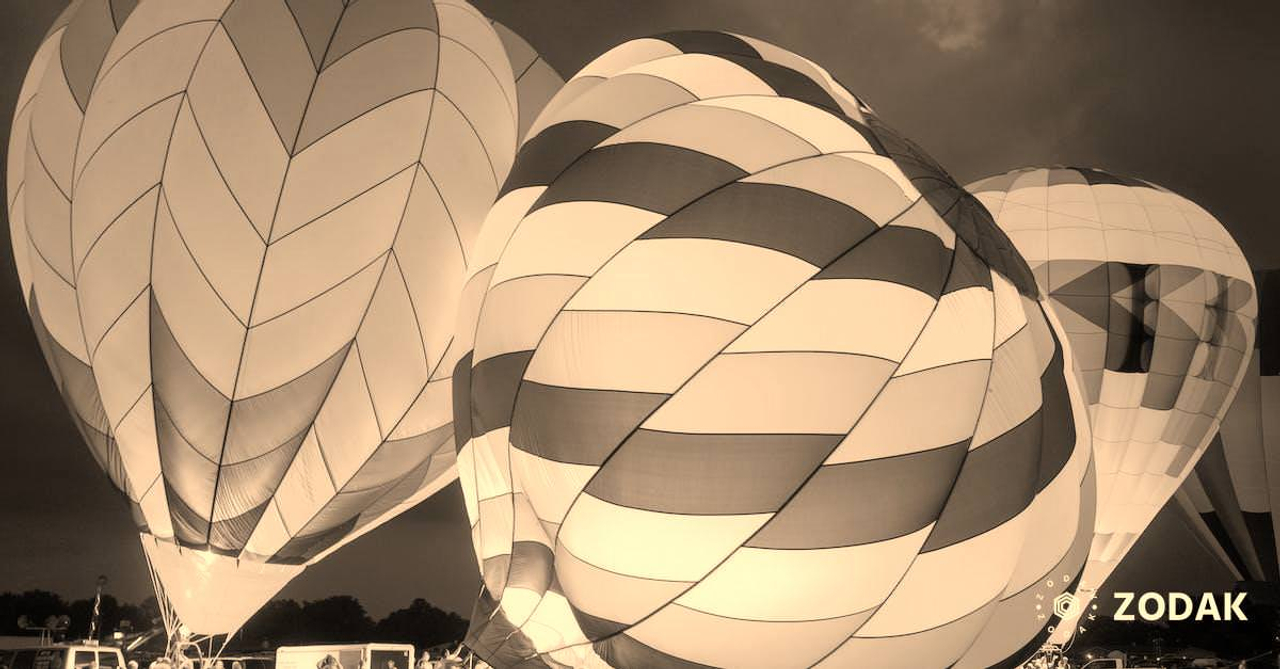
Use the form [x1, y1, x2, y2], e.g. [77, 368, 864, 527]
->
[1177, 268, 1279, 587]
[968, 167, 1257, 640]
[452, 32, 1096, 669]
[9, 0, 519, 646]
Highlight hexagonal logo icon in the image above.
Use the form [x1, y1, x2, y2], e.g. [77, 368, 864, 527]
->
[1053, 592, 1082, 620]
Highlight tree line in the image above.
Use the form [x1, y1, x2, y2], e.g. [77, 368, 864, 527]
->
[0, 591, 467, 651]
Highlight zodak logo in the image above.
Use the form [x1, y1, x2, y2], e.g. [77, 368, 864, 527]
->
[1032, 575, 1097, 637]
[1052, 592, 1082, 620]
[1113, 592, 1248, 622]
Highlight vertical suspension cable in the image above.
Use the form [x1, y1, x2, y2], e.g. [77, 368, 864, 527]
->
[142, 537, 179, 654]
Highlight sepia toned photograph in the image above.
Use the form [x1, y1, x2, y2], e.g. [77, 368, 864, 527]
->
[0, 2, 1277, 667]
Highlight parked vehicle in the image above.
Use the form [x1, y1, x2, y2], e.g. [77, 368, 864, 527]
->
[1080, 659, 1163, 669]
[0, 644, 126, 669]
[275, 645, 413, 669]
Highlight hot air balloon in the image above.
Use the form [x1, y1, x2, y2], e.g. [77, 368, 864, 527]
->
[1177, 268, 1279, 588]
[488, 21, 564, 143]
[9, 0, 519, 649]
[452, 31, 1096, 669]
[9, 0, 136, 309]
[967, 167, 1257, 640]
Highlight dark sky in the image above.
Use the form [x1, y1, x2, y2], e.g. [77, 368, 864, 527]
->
[1, 0, 1277, 620]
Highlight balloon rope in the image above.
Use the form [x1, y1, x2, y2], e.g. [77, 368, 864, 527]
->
[141, 541, 179, 650]
[213, 634, 233, 664]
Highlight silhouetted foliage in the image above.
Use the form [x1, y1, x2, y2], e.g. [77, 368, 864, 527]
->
[239, 599, 306, 649]
[4, 590, 467, 652]
[0, 590, 70, 635]
[299, 596, 374, 643]
[371, 599, 467, 649]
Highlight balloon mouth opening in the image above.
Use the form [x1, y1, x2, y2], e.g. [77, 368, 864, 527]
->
[141, 534, 306, 638]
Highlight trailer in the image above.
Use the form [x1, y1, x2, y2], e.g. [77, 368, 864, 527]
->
[274, 645, 413, 669]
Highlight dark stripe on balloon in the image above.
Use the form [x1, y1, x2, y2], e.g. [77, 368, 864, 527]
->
[501, 120, 618, 195]
[162, 476, 214, 551]
[815, 218, 950, 297]
[593, 631, 717, 669]
[1070, 167, 1152, 189]
[208, 500, 272, 553]
[224, 342, 348, 469]
[465, 586, 550, 669]
[510, 382, 667, 466]
[270, 514, 360, 565]
[639, 182, 878, 267]
[748, 440, 970, 549]
[469, 350, 535, 436]
[151, 296, 231, 460]
[716, 54, 844, 116]
[1036, 320, 1077, 492]
[452, 351, 474, 448]
[922, 412, 1044, 553]
[586, 430, 841, 515]
[941, 236, 993, 294]
[531, 142, 748, 216]
[571, 606, 629, 641]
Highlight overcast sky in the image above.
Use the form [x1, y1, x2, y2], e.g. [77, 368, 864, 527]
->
[0, 0, 1275, 620]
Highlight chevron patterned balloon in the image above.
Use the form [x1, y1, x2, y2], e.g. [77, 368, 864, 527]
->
[10, 0, 519, 637]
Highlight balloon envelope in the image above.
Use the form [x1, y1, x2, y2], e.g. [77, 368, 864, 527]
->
[453, 32, 1096, 669]
[968, 167, 1257, 639]
[1178, 267, 1279, 585]
[10, 0, 519, 637]
[489, 21, 565, 143]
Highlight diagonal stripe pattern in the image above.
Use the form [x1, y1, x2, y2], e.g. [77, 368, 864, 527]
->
[968, 166, 1257, 645]
[452, 31, 1096, 669]
[9, 0, 522, 636]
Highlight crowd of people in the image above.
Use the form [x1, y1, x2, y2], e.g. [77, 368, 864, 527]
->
[140, 651, 479, 669]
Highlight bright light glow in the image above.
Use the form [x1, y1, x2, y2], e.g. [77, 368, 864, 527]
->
[498, 588, 540, 627]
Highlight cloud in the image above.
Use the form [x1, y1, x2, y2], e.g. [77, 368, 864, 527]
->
[912, 0, 1005, 52]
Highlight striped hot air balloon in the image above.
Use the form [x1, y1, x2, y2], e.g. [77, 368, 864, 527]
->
[9, 0, 519, 642]
[968, 167, 1257, 641]
[451, 31, 1096, 669]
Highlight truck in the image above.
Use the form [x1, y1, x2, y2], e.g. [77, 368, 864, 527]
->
[0, 644, 126, 669]
[274, 645, 413, 669]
